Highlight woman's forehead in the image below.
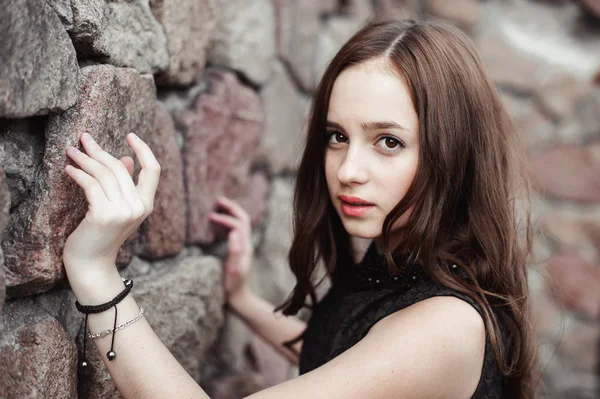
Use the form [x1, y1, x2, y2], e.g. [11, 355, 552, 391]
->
[327, 63, 418, 134]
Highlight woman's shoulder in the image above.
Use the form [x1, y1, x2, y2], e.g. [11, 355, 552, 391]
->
[366, 294, 487, 397]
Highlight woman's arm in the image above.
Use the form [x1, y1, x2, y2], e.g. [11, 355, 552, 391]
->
[228, 287, 306, 364]
[68, 266, 210, 399]
[71, 269, 486, 399]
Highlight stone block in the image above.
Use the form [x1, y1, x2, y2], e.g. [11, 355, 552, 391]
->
[178, 70, 264, 245]
[210, 0, 276, 86]
[0, 0, 78, 117]
[529, 141, 600, 203]
[69, 0, 169, 74]
[152, 0, 218, 86]
[0, 296, 79, 398]
[136, 102, 186, 259]
[257, 62, 310, 174]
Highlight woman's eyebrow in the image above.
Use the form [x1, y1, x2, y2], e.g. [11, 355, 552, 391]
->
[360, 120, 410, 132]
[326, 120, 410, 133]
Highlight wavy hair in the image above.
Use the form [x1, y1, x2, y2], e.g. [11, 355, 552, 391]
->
[274, 19, 536, 398]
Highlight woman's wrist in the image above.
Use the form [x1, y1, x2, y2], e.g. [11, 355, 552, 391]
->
[66, 264, 124, 306]
[228, 286, 254, 315]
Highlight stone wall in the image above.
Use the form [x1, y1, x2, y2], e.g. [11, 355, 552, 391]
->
[0, 0, 598, 398]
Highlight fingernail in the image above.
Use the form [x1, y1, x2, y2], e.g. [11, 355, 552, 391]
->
[83, 132, 94, 142]
[131, 132, 141, 141]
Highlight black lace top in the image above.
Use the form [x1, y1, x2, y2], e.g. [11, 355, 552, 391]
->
[298, 240, 507, 398]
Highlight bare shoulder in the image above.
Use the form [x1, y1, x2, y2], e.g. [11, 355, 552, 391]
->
[245, 295, 487, 399]
[368, 295, 487, 394]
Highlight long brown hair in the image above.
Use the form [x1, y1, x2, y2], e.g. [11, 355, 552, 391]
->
[274, 19, 536, 398]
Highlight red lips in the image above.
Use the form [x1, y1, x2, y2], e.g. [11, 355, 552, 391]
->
[338, 195, 374, 205]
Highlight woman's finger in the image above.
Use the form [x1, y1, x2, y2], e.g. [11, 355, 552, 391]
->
[80, 133, 144, 214]
[64, 164, 111, 207]
[126, 133, 161, 210]
[209, 212, 244, 231]
[216, 197, 251, 225]
[66, 145, 123, 203]
[121, 156, 134, 179]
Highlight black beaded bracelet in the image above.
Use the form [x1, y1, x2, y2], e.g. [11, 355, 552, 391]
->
[75, 278, 133, 371]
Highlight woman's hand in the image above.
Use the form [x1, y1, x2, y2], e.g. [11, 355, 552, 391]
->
[209, 197, 254, 302]
[62, 132, 161, 282]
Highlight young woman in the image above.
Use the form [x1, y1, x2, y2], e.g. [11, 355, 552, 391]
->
[63, 19, 536, 398]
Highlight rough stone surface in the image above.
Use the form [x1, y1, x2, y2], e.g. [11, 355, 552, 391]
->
[0, 117, 47, 209]
[476, 32, 542, 94]
[557, 88, 600, 145]
[136, 102, 186, 259]
[0, 298, 79, 398]
[249, 178, 297, 305]
[211, 0, 277, 86]
[529, 141, 600, 203]
[151, 0, 218, 86]
[424, 0, 480, 33]
[275, 0, 334, 92]
[79, 255, 225, 398]
[0, 168, 10, 313]
[340, 0, 375, 24]
[178, 69, 264, 245]
[534, 72, 590, 122]
[200, 311, 263, 397]
[258, 62, 310, 174]
[237, 172, 270, 226]
[499, 92, 556, 151]
[558, 322, 600, 373]
[547, 254, 600, 319]
[313, 15, 367, 86]
[375, 0, 422, 20]
[0, 0, 79, 118]
[246, 335, 293, 388]
[48, 0, 74, 30]
[2, 65, 157, 298]
[70, 0, 169, 74]
[543, 214, 600, 254]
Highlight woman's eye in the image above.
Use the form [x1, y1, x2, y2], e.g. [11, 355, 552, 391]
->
[377, 136, 404, 152]
[326, 131, 346, 144]
[325, 131, 404, 152]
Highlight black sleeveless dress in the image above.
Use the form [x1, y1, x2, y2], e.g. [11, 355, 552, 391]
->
[298, 240, 507, 398]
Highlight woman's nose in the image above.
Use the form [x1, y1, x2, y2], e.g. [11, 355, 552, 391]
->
[337, 150, 369, 185]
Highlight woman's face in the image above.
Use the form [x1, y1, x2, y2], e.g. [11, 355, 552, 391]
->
[324, 59, 420, 247]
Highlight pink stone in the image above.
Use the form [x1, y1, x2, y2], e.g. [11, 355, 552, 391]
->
[534, 72, 588, 122]
[178, 70, 264, 245]
[275, 0, 335, 92]
[152, 0, 218, 86]
[546, 253, 600, 319]
[424, 0, 480, 33]
[558, 322, 600, 373]
[0, 316, 78, 398]
[375, 0, 421, 20]
[543, 214, 599, 252]
[136, 103, 186, 259]
[476, 32, 542, 94]
[529, 142, 600, 203]
[237, 172, 270, 226]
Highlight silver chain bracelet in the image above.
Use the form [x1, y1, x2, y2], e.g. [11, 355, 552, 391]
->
[87, 307, 146, 340]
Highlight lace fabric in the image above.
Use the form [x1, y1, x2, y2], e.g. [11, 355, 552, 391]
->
[298, 240, 506, 398]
